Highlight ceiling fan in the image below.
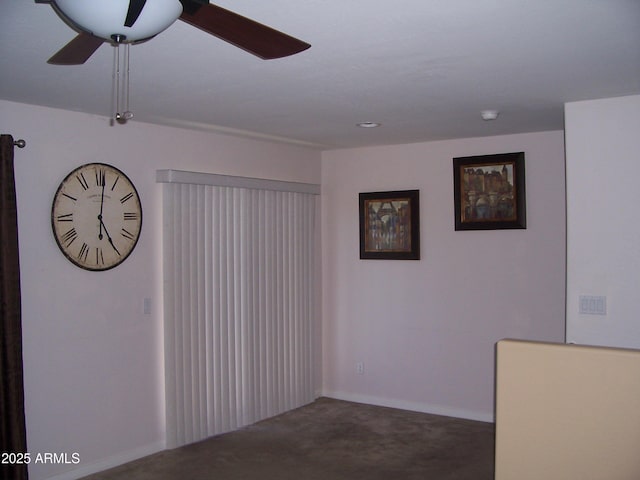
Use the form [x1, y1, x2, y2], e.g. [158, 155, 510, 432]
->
[39, 0, 311, 65]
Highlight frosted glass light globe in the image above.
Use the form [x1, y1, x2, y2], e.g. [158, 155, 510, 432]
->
[54, 0, 183, 42]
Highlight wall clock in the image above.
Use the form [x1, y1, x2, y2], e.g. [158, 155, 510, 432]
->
[51, 163, 142, 271]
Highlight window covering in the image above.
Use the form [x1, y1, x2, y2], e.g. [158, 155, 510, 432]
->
[159, 170, 318, 447]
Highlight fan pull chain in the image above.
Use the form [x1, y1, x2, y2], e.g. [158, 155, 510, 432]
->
[122, 43, 133, 120]
[112, 39, 134, 124]
[112, 43, 119, 121]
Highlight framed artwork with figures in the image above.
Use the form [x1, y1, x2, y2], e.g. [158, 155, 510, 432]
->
[359, 190, 420, 260]
[453, 152, 526, 231]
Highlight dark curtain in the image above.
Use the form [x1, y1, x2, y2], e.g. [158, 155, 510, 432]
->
[0, 135, 28, 480]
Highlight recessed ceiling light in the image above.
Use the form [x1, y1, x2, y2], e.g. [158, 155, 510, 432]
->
[357, 121, 381, 128]
[481, 110, 499, 121]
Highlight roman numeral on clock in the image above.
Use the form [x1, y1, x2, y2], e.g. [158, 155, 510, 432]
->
[123, 212, 138, 221]
[96, 248, 104, 266]
[56, 213, 73, 222]
[96, 168, 106, 187]
[76, 173, 89, 190]
[120, 192, 134, 204]
[78, 243, 89, 262]
[61, 228, 78, 247]
[121, 228, 135, 240]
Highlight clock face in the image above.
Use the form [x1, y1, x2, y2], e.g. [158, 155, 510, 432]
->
[51, 163, 142, 271]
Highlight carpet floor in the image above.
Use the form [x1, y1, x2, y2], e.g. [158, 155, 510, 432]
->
[80, 397, 495, 480]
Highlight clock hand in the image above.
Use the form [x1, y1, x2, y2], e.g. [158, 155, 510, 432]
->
[98, 171, 106, 240]
[98, 215, 121, 256]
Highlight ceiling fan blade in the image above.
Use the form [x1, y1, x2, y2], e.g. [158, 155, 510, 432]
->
[125, 0, 148, 27]
[179, 2, 310, 60]
[47, 32, 105, 65]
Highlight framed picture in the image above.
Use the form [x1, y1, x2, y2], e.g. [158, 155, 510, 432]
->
[453, 152, 526, 230]
[359, 190, 420, 260]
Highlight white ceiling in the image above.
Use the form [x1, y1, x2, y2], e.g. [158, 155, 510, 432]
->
[1, 0, 639, 149]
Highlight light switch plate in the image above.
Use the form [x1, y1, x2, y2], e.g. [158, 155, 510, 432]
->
[579, 295, 606, 315]
[143, 297, 152, 315]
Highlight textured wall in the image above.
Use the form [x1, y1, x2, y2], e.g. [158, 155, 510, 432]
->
[3, 99, 320, 480]
[565, 94, 640, 349]
[321, 131, 567, 421]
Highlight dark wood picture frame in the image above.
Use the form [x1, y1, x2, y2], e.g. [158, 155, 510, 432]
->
[453, 152, 526, 231]
[359, 190, 420, 260]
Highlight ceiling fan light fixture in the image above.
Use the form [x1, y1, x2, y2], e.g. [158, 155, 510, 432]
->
[53, 0, 183, 43]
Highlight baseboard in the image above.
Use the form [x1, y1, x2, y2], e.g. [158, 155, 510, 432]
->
[42, 441, 165, 480]
[322, 390, 494, 423]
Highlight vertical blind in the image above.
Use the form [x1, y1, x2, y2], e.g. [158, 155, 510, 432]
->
[159, 170, 319, 448]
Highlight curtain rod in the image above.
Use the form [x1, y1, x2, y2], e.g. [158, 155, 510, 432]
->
[13, 139, 26, 148]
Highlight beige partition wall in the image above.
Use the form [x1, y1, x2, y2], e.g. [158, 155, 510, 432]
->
[495, 339, 640, 480]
